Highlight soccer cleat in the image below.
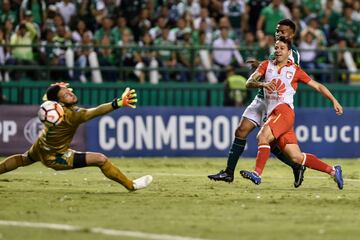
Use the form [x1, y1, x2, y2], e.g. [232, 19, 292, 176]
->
[240, 170, 261, 185]
[132, 175, 153, 190]
[293, 165, 306, 188]
[208, 170, 234, 183]
[333, 165, 343, 190]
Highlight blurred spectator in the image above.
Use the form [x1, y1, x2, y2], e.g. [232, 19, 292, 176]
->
[7, 22, 38, 80]
[319, 0, 341, 45]
[192, 19, 213, 45]
[291, 7, 306, 44]
[154, 27, 177, 82]
[224, 66, 248, 106]
[299, 31, 318, 73]
[212, 21, 244, 82]
[39, 29, 57, 80]
[301, 17, 327, 47]
[118, 29, 139, 81]
[246, 0, 272, 34]
[329, 38, 358, 82]
[119, 0, 143, 33]
[72, 19, 93, 43]
[240, 31, 269, 63]
[111, 16, 133, 44]
[3, 19, 14, 43]
[301, 0, 322, 22]
[94, 17, 114, 45]
[102, 0, 121, 19]
[196, 30, 217, 83]
[353, 0, 360, 22]
[149, 17, 167, 41]
[21, 10, 41, 40]
[20, 0, 46, 27]
[0, 0, 18, 26]
[75, 32, 102, 83]
[90, 0, 108, 28]
[169, 17, 192, 43]
[193, 8, 214, 31]
[43, 5, 58, 32]
[134, 33, 160, 84]
[186, 0, 201, 18]
[98, 35, 117, 82]
[53, 24, 74, 80]
[222, 0, 247, 38]
[56, 0, 76, 26]
[53, 14, 66, 30]
[76, 0, 93, 27]
[336, 6, 360, 48]
[212, 17, 240, 44]
[0, 27, 10, 82]
[137, 8, 152, 38]
[176, 29, 198, 82]
[257, 0, 290, 38]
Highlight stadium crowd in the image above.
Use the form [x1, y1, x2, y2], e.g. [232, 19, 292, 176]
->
[0, 0, 359, 84]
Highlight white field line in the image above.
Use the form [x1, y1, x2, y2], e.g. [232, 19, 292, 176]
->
[0, 220, 208, 240]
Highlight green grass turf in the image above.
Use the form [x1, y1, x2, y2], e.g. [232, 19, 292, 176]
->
[0, 157, 359, 240]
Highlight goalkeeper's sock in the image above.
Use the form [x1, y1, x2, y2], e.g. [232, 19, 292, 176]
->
[303, 153, 333, 174]
[0, 154, 26, 174]
[272, 146, 301, 169]
[100, 160, 134, 190]
[225, 138, 246, 174]
[254, 144, 271, 176]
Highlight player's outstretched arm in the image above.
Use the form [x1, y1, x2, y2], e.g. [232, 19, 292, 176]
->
[307, 80, 344, 115]
[83, 88, 138, 121]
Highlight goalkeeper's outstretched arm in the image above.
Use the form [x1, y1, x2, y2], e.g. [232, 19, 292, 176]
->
[82, 88, 137, 121]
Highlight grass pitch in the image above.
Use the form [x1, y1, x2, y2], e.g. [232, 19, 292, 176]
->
[0, 157, 359, 240]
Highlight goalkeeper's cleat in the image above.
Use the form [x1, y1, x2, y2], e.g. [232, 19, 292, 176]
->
[293, 165, 306, 188]
[240, 170, 261, 185]
[333, 165, 343, 190]
[208, 170, 234, 183]
[132, 175, 153, 191]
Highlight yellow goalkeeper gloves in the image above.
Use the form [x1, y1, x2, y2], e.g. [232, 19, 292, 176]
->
[112, 87, 137, 109]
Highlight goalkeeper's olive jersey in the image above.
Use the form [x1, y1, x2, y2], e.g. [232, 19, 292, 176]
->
[256, 44, 300, 99]
[36, 106, 87, 154]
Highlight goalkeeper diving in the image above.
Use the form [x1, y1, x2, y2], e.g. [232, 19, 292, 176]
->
[0, 82, 153, 191]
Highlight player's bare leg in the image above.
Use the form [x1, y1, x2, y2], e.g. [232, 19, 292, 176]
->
[86, 152, 152, 191]
[208, 117, 255, 182]
[283, 144, 343, 189]
[0, 154, 36, 174]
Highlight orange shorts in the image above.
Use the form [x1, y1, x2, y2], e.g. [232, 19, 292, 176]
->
[265, 104, 297, 151]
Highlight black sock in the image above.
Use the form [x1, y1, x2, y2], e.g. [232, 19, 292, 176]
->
[225, 138, 246, 175]
[271, 146, 301, 169]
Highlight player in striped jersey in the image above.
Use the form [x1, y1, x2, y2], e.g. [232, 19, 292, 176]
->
[208, 19, 306, 188]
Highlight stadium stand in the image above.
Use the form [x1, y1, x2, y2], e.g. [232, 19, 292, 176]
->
[0, 0, 359, 105]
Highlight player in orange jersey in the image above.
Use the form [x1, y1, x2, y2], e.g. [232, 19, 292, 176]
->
[240, 37, 344, 189]
[208, 19, 306, 188]
[0, 82, 153, 191]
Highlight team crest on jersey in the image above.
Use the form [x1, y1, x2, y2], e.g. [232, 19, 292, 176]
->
[286, 71, 293, 79]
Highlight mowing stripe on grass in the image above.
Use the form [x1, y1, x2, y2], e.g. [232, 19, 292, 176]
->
[0, 220, 207, 240]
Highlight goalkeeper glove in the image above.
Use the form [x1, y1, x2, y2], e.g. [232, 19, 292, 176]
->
[112, 87, 137, 109]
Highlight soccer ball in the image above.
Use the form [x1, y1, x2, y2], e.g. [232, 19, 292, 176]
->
[38, 101, 64, 126]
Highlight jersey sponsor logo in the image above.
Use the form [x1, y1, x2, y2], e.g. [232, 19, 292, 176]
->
[268, 78, 286, 97]
[24, 117, 44, 144]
